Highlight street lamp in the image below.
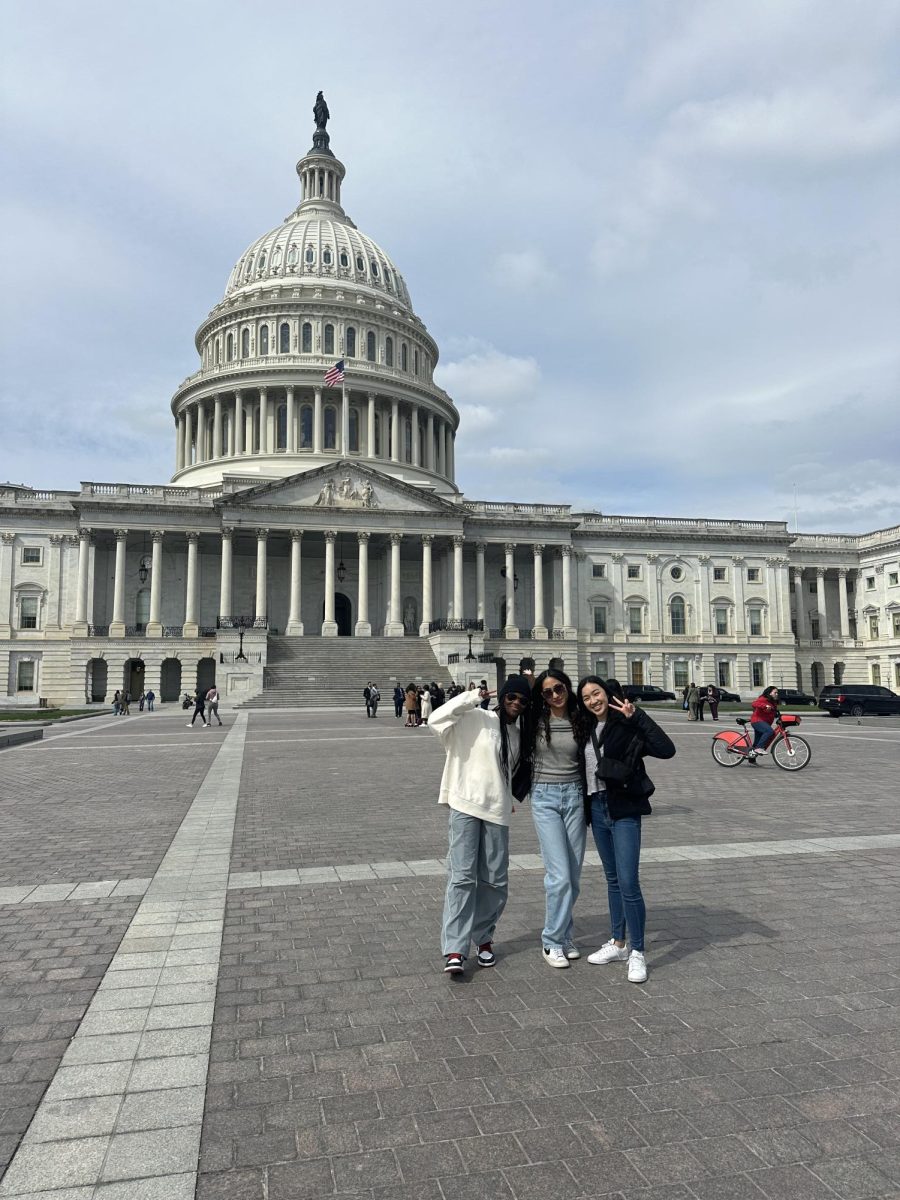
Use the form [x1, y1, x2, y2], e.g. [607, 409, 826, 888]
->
[465, 632, 476, 661]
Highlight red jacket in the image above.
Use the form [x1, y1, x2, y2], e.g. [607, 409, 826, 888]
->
[750, 695, 778, 724]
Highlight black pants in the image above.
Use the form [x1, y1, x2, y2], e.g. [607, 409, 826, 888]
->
[190, 705, 206, 725]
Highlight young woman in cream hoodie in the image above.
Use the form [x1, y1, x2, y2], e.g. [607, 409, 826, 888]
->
[429, 675, 534, 975]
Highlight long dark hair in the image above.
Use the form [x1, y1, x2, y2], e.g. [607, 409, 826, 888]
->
[529, 668, 590, 753]
[576, 675, 627, 729]
[761, 685, 779, 701]
[493, 700, 534, 799]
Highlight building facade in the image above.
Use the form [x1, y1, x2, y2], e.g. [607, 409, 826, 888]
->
[3, 109, 899, 707]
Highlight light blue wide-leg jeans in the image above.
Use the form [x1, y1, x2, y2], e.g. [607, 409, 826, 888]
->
[530, 782, 587, 951]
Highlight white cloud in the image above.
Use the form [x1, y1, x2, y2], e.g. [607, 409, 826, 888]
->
[437, 349, 541, 408]
[490, 249, 555, 290]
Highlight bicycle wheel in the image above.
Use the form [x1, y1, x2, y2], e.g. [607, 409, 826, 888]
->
[711, 737, 745, 768]
[771, 734, 811, 771]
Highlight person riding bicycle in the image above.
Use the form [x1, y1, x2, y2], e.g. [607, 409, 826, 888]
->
[748, 686, 780, 763]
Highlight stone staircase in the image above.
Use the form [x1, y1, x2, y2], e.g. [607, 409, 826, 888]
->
[238, 636, 453, 709]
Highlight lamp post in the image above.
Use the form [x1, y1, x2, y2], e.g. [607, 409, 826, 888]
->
[465, 632, 476, 661]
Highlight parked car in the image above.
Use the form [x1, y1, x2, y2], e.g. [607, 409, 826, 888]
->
[623, 684, 677, 702]
[776, 687, 818, 707]
[818, 684, 900, 718]
[702, 685, 740, 703]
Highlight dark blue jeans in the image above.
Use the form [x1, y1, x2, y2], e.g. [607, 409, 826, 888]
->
[751, 720, 774, 749]
[589, 794, 645, 952]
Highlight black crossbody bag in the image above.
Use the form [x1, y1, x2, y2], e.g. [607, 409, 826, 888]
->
[591, 724, 642, 784]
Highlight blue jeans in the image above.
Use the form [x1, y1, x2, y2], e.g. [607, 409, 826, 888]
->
[590, 794, 645, 952]
[531, 782, 586, 951]
[751, 720, 774, 749]
[442, 810, 509, 956]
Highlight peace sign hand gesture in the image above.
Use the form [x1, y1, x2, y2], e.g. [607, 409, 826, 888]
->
[609, 696, 636, 719]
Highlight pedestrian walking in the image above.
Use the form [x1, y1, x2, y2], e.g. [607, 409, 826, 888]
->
[369, 683, 380, 717]
[393, 684, 404, 718]
[138, 691, 146, 712]
[364, 682, 374, 717]
[686, 682, 699, 721]
[206, 685, 223, 726]
[526, 668, 590, 969]
[404, 684, 418, 727]
[576, 676, 675, 984]
[705, 684, 720, 721]
[430, 675, 533, 975]
[121, 690, 131, 716]
[145, 689, 155, 712]
[420, 686, 432, 725]
[187, 689, 207, 727]
[112, 689, 121, 716]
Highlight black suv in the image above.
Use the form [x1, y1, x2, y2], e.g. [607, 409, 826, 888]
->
[623, 684, 677, 703]
[777, 687, 818, 707]
[818, 685, 900, 718]
[702, 685, 740, 703]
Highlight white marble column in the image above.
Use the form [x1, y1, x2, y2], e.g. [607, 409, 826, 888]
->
[175, 414, 185, 472]
[110, 529, 128, 636]
[419, 534, 433, 635]
[776, 559, 792, 635]
[184, 532, 200, 636]
[322, 531, 337, 636]
[235, 391, 245, 455]
[443, 425, 451, 478]
[313, 387, 323, 454]
[611, 552, 625, 633]
[453, 536, 464, 621]
[765, 558, 781, 633]
[147, 531, 164, 636]
[732, 557, 746, 634]
[195, 403, 205, 462]
[838, 567, 850, 638]
[792, 569, 806, 640]
[259, 388, 269, 455]
[386, 533, 404, 636]
[561, 544, 574, 634]
[367, 393, 376, 459]
[390, 399, 400, 462]
[254, 529, 267, 620]
[697, 555, 712, 634]
[504, 543, 518, 638]
[426, 412, 435, 471]
[0, 532, 13, 634]
[213, 395, 223, 459]
[533, 544, 547, 638]
[219, 528, 233, 621]
[355, 532, 371, 636]
[411, 406, 420, 468]
[286, 530, 303, 635]
[647, 554, 661, 635]
[226, 400, 236, 457]
[46, 535, 64, 630]
[183, 407, 193, 467]
[475, 542, 486, 626]
[73, 528, 91, 631]
[287, 386, 297, 453]
[815, 567, 827, 636]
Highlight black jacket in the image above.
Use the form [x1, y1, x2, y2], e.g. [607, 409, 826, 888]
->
[582, 707, 676, 822]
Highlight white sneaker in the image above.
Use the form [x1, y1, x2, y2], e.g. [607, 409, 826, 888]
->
[564, 944, 581, 960]
[543, 946, 569, 969]
[587, 939, 629, 965]
[628, 950, 648, 984]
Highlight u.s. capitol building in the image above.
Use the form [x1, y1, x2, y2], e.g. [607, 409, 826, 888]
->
[2, 102, 898, 708]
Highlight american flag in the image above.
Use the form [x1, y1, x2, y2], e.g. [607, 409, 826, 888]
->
[324, 359, 345, 387]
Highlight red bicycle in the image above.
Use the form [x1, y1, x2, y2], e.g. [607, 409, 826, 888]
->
[711, 713, 812, 771]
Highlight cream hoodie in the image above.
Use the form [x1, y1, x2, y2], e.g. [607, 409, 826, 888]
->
[428, 689, 520, 827]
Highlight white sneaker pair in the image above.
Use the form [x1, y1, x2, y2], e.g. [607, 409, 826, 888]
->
[587, 939, 648, 983]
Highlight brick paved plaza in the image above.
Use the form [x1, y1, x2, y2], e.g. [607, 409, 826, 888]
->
[1, 705, 899, 1200]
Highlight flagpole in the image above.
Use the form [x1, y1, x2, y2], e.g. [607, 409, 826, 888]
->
[341, 374, 349, 458]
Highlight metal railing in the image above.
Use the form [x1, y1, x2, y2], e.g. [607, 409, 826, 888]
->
[162, 626, 183, 638]
[220, 651, 263, 664]
[87, 625, 109, 637]
[217, 616, 268, 630]
[428, 618, 484, 633]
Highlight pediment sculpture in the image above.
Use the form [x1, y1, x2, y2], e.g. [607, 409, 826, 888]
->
[314, 475, 379, 508]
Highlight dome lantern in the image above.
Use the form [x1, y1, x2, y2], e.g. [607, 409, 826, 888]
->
[295, 91, 346, 217]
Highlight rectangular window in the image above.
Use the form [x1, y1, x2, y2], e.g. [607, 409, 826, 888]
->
[630, 660, 644, 685]
[866, 576, 875, 590]
[751, 660, 765, 688]
[670, 606, 685, 635]
[809, 582, 816, 593]
[16, 661, 35, 692]
[593, 657, 609, 679]
[749, 608, 762, 636]
[894, 662, 900, 688]
[893, 612, 900, 637]
[747, 567, 761, 582]
[592, 607, 607, 635]
[591, 563, 605, 579]
[627, 564, 641, 580]
[872, 663, 881, 685]
[889, 572, 899, 586]
[810, 618, 820, 639]
[715, 607, 728, 635]
[19, 598, 38, 630]
[869, 616, 879, 638]
[673, 660, 689, 689]
[718, 661, 731, 687]
[627, 606, 642, 634]
[713, 567, 726, 582]
[21, 547, 42, 565]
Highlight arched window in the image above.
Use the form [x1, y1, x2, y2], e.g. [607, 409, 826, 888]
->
[385, 336, 393, 366]
[371, 260, 379, 278]
[419, 423, 426, 466]
[300, 405, 313, 449]
[356, 254, 365, 272]
[670, 596, 686, 635]
[257, 250, 267, 271]
[287, 244, 298, 266]
[339, 249, 349, 268]
[272, 246, 282, 266]
[226, 332, 234, 361]
[301, 322, 312, 353]
[241, 328, 250, 358]
[374, 413, 381, 456]
[414, 349, 419, 376]
[276, 404, 287, 450]
[324, 324, 334, 355]
[252, 406, 261, 453]
[323, 248, 333, 266]
[259, 325, 269, 356]
[346, 326, 356, 357]
[279, 323, 290, 354]
[385, 267, 393, 290]
[214, 338, 221, 364]
[366, 331, 376, 362]
[404, 417, 412, 462]
[349, 408, 359, 453]
[401, 343, 408, 371]
[324, 405, 337, 450]
[221, 413, 230, 454]
[304, 246, 314, 265]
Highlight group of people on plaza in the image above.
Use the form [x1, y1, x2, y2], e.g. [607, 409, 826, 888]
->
[682, 682, 720, 721]
[431, 660, 676, 983]
[186, 685, 223, 728]
[111, 689, 155, 715]
[382, 679, 491, 728]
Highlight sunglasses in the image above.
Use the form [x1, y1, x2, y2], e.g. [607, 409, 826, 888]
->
[541, 683, 567, 699]
[504, 694, 530, 707]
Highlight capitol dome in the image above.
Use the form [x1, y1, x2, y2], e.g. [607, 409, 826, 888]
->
[169, 98, 458, 494]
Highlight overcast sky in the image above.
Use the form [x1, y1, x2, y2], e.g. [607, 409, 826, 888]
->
[2, 1, 898, 533]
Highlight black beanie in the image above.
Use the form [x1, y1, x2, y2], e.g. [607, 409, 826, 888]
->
[499, 674, 533, 704]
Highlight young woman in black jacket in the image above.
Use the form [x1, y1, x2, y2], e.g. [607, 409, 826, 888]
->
[576, 676, 676, 983]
